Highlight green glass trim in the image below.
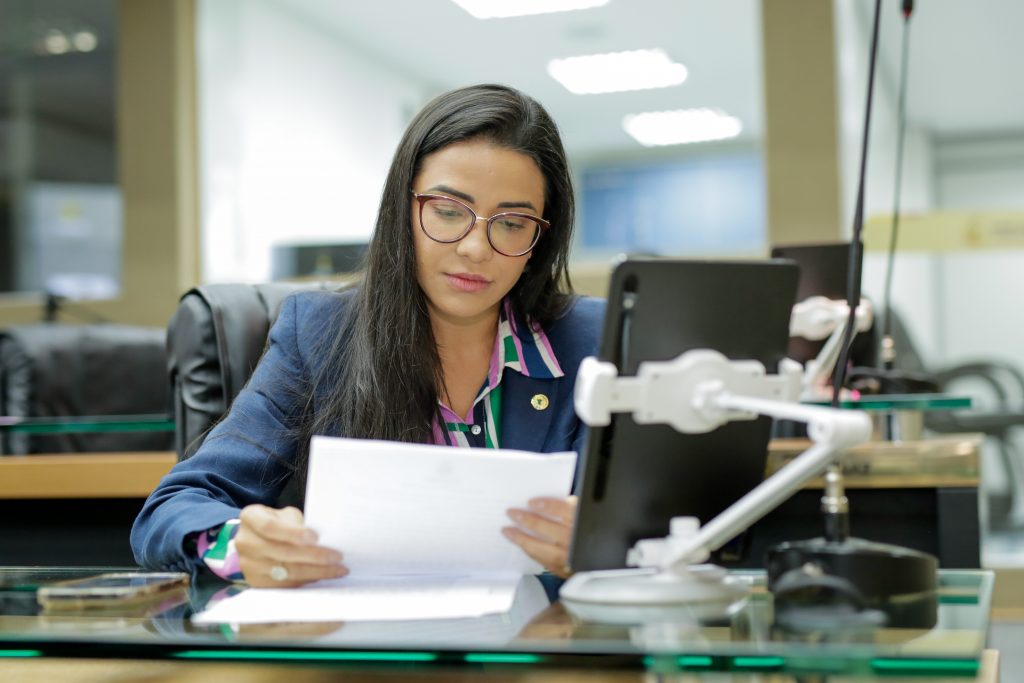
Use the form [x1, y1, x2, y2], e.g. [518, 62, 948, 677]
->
[12, 421, 174, 435]
[3, 416, 174, 435]
[173, 649, 438, 662]
[0, 649, 42, 658]
[676, 656, 713, 668]
[871, 657, 979, 675]
[644, 655, 714, 671]
[463, 653, 542, 664]
[785, 657, 850, 674]
[733, 656, 786, 669]
[804, 393, 971, 412]
[939, 594, 980, 605]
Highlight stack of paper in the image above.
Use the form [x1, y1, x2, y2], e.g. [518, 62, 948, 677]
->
[192, 437, 576, 624]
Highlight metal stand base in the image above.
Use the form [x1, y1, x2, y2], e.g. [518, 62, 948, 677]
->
[560, 565, 749, 625]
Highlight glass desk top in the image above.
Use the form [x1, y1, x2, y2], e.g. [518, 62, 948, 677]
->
[0, 567, 994, 678]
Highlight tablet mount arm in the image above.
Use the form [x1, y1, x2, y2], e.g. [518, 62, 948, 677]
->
[789, 297, 873, 400]
[565, 350, 872, 607]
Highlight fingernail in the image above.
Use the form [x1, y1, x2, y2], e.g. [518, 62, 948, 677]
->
[528, 499, 546, 512]
[507, 510, 523, 522]
[334, 566, 349, 578]
[330, 551, 343, 564]
[303, 529, 318, 543]
[501, 527, 515, 539]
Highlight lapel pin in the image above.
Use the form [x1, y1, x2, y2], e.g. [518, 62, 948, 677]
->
[531, 394, 550, 411]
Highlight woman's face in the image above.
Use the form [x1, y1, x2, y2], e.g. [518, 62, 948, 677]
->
[411, 139, 546, 329]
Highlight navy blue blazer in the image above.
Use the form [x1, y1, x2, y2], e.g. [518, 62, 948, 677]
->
[131, 290, 606, 572]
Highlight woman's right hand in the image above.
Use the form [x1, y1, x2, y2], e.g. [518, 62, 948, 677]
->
[235, 504, 349, 587]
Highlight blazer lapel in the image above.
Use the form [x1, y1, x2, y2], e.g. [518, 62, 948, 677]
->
[501, 372, 560, 453]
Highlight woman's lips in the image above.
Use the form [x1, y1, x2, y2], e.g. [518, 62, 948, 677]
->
[445, 273, 492, 293]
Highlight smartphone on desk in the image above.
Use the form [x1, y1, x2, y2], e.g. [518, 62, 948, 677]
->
[37, 572, 189, 611]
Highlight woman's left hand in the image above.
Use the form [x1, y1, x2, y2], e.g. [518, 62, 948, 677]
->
[503, 495, 577, 578]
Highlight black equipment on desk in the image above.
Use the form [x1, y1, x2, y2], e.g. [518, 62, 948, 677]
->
[569, 257, 799, 572]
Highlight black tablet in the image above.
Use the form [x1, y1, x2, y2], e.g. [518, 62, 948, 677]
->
[769, 241, 877, 370]
[569, 258, 799, 571]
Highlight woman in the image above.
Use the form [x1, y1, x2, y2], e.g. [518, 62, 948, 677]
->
[131, 84, 605, 589]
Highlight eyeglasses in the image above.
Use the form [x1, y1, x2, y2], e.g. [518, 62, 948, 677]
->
[412, 192, 549, 257]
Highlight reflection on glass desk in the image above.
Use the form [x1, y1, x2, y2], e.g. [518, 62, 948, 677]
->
[0, 567, 994, 678]
[0, 414, 175, 436]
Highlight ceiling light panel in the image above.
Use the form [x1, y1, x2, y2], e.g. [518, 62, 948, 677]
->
[451, 0, 609, 20]
[548, 49, 688, 95]
[623, 109, 743, 146]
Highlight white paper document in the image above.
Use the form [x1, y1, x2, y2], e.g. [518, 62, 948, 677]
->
[193, 437, 576, 624]
[304, 436, 577, 577]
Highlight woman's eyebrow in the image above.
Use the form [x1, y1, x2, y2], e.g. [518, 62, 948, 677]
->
[426, 184, 538, 212]
[497, 200, 538, 211]
[427, 184, 474, 203]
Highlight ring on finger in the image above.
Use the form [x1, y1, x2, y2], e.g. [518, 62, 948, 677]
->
[269, 564, 289, 582]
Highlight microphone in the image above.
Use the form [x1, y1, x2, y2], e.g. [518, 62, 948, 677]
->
[43, 292, 63, 323]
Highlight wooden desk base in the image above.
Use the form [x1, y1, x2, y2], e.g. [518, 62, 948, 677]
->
[0, 452, 177, 565]
[0, 452, 176, 499]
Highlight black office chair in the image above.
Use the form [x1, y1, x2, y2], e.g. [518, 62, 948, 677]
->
[884, 309, 1024, 528]
[0, 323, 172, 455]
[167, 282, 335, 461]
[924, 360, 1024, 528]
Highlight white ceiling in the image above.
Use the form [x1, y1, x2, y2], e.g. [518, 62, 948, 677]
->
[281, 0, 764, 158]
[282, 0, 1024, 158]
[876, 0, 1024, 137]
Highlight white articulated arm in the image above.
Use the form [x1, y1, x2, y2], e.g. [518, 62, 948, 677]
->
[790, 296, 873, 341]
[789, 297, 874, 398]
[573, 348, 872, 569]
[574, 351, 803, 434]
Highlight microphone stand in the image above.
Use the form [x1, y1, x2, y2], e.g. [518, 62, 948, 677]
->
[878, 0, 915, 440]
[43, 292, 62, 323]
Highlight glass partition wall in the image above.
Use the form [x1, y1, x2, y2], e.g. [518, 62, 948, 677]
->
[0, 0, 120, 308]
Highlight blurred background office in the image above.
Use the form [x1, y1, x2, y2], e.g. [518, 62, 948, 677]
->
[1, 0, 1023, 563]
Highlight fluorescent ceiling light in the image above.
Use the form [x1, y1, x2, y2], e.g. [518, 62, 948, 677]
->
[72, 31, 98, 52]
[548, 49, 687, 95]
[451, 0, 609, 19]
[623, 109, 743, 146]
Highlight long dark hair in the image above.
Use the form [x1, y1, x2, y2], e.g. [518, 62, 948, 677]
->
[293, 84, 576, 474]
